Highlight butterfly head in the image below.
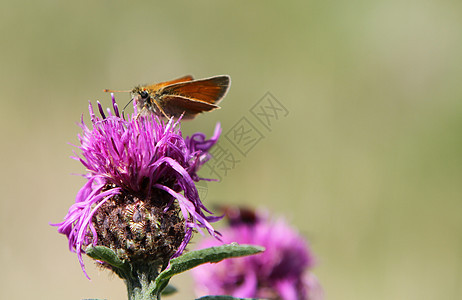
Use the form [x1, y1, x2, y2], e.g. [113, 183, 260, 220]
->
[131, 86, 152, 110]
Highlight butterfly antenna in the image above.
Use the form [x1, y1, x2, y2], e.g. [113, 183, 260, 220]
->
[103, 89, 131, 93]
[103, 89, 132, 118]
[122, 98, 134, 119]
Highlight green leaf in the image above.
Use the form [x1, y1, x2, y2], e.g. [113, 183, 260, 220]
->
[152, 244, 264, 296]
[195, 296, 259, 300]
[160, 284, 177, 296]
[85, 245, 126, 269]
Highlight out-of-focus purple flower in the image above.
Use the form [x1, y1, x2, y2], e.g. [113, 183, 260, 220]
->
[52, 95, 221, 278]
[192, 208, 323, 300]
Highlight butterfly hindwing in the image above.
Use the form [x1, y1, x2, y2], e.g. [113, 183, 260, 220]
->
[158, 95, 220, 119]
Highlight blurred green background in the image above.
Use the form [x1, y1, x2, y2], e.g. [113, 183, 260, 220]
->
[1, 0, 462, 299]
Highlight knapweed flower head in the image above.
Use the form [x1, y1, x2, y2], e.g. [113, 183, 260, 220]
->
[192, 207, 323, 300]
[52, 95, 221, 279]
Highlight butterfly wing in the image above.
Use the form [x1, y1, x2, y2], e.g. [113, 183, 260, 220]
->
[158, 95, 220, 119]
[157, 75, 230, 106]
[145, 75, 194, 93]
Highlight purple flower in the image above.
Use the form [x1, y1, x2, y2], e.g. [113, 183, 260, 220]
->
[192, 208, 323, 300]
[52, 95, 221, 279]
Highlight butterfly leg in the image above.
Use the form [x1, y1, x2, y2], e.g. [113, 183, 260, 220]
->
[152, 98, 170, 119]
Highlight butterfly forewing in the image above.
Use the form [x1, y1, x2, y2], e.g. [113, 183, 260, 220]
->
[144, 75, 194, 94]
[157, 75, 230, 105]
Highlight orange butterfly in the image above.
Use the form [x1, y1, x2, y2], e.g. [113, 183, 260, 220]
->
[104, 75, 231, 119]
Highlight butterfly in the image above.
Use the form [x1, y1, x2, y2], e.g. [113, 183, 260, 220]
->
[104, 75, 231, 119]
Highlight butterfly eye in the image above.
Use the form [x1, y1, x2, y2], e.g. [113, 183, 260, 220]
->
[140, 91, 149, 99]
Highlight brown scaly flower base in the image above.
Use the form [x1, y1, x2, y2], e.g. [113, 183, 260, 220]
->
[87, 185, 186, 273]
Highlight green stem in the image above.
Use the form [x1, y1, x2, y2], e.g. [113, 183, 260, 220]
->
[119, 261, 161, 300]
